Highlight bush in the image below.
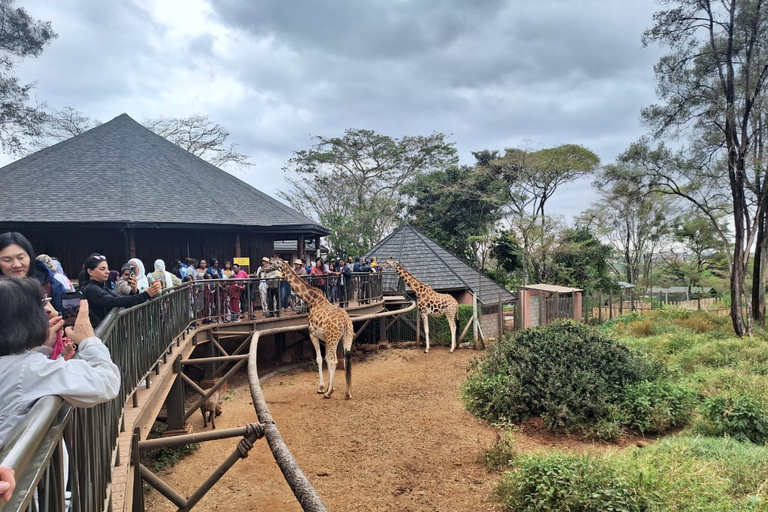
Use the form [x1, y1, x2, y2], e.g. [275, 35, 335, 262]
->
[622, 380, 695, 435]
[698, 394, 768, 444]
[627, 318, 655, 336]
[463, 320, 666, 438]
[495, 453, 643, 512]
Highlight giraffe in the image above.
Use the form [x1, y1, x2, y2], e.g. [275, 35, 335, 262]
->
[381, 258, 459, 353]
[276, 258, 354, 399]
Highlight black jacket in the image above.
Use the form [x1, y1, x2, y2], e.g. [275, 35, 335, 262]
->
[81, 279, 151, 327]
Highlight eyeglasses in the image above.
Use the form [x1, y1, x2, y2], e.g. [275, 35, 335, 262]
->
[41, 296, 51, 303]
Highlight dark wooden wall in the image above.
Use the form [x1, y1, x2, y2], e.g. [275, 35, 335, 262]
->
[10, 227, 278, 279]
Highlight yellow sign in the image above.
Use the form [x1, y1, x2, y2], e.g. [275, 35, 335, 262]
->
[234, 257, 250, 266]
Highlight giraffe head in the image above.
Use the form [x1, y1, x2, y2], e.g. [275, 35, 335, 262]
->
[380, 257, 397, 270]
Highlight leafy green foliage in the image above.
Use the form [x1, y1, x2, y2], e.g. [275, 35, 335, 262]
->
[698, 394, 768, 444]
[280, 128, 457, 257]
[550, 226, 615, 292]
[495, 436, 768, 512]
[405, 165, 505, 263]
[463, 321, 672, 439]
[496, 453, 643, 512]
[621, 380, 694, 435]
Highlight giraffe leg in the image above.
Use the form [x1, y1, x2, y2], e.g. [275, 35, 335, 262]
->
[310, 333, 325, 394]
[324, 340, 339, 399]
[343, 319, 353, 399]
[422, 312, 430, 353]
[447, 313, 457, 353]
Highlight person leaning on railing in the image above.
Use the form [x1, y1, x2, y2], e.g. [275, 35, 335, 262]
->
[80, 254, 161, 327]
[0, 276, 121, 448]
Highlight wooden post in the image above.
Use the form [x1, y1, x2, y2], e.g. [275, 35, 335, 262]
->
[598, 291, 603, 323]
[609, 290, 614, 320]
[619, 289, 624, 315]
[234, 233, 242, 258]
[298, 235, 305, 261]
[473, 293, 479, 348]
[498, 292, 503, 340]
[165, 356, 185, 432]
[128, 229, 136, 259]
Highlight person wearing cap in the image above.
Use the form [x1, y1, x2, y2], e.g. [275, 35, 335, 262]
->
[293, 258, 307, 277]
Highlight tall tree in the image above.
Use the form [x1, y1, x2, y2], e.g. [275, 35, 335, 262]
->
[0, 0, 56, 155]
[581, 164, 673, 286]
[404, 164, 505, 263]
[143, 114, 252, 169]
[280, 129, 457, 257]
[661, 211, 729, 296]
[551, 227, 615, 293]
[481, 144, 599, 284]
[635, 0, 768, 335]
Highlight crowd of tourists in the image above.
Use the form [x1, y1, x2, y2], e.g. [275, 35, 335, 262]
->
[0, 229, 383, 503]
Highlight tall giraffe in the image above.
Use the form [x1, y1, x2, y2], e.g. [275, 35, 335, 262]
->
[382, 258, 459, 353]
[276, 258, 354, 399]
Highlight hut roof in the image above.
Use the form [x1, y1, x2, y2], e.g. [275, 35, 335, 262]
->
[363, 223, 516, 305]
[0, 113, 328, 235]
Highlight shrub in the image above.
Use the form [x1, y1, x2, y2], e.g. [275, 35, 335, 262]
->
[622, 380, 695, 435]
[463, 320, 664, 438]
[698, 394, 768, 444]
[482, 428, 518, 472]
[495, 453, 644, 512]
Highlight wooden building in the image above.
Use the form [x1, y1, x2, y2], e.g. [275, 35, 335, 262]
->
[0, 114, 329, 276]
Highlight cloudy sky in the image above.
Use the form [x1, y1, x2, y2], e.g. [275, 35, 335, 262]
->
[13, 0, 664, 221]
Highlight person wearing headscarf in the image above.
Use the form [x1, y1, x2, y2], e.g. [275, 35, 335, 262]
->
[0, 233, 66, 313]
[148, 259, 181, 290]
[127, 258, 149, 291]
[37, 254, 76, 292]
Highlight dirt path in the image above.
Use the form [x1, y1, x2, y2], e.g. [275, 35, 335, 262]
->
[144, 345, 614, 511]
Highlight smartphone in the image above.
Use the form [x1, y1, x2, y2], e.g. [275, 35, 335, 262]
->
[61, 291, 82, 327]
[130, 266, 136, 276]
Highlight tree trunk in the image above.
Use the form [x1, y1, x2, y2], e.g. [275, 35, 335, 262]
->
[752, 206, 766, 325]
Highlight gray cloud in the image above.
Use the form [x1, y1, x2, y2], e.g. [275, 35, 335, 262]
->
[10, 0, 665, 221]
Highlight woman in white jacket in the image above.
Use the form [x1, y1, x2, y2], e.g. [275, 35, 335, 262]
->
[0, 276, 121, 447]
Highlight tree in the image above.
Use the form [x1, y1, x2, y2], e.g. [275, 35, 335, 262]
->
[143, 114, 252, 169]
[484, 144, 600, 284]
[280, 129, 458, 257]
[22, 106, 101, 153]
[551, 227, 615, 293]
[580, 164, 673, 287]
[491, 144, 600, 220]
[636, 0, 768, 335]
[660, 211, 729, 296]
[0, 0, 56, 155]
[404, 164, 505, 263]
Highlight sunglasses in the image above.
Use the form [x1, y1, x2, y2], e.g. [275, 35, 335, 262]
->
[93, 254, 106, 260]
[41, 296, 51, 303]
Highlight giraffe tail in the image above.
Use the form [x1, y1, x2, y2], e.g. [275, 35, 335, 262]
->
[345, 348, 352, 391]
[456, 309, 461, 335]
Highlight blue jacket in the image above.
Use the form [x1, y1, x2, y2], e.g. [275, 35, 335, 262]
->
[34, 259, 66, 313]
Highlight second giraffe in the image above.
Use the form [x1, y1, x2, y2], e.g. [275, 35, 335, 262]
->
[381, 258, 460, 353]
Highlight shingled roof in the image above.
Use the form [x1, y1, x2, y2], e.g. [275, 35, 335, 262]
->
[363, 223, 516, 305]
[0, 113, 328, 235]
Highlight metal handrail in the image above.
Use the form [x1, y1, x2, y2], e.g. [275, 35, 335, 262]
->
[0, 273, 384, 511]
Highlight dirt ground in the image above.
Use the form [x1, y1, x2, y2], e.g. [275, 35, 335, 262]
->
[144, 345, 620, 512]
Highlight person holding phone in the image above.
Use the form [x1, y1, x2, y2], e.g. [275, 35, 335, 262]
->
[114, 264, 139, 296]
[80, 254, 161, 327]
[0, 276, 121, 446]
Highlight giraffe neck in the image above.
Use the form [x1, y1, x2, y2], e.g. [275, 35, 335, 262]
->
[279, 260, 326, 307]
[393, 262, 431, 298]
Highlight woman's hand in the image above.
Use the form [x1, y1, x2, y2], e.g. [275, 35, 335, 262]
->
[129, 275, 138, 292]
[147, 280, 162, 297]
[0, 465, 15, 501]
[64, 300, 95, 344]
[45, 316, 65, 347]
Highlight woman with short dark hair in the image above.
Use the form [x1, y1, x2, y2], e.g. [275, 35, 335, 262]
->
[80, 254, 161, 327]
[0, 232, 67, 313]
[0, 276, 121, 446]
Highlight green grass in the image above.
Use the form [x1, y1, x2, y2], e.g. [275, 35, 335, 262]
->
[486, 310, 768, 510]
